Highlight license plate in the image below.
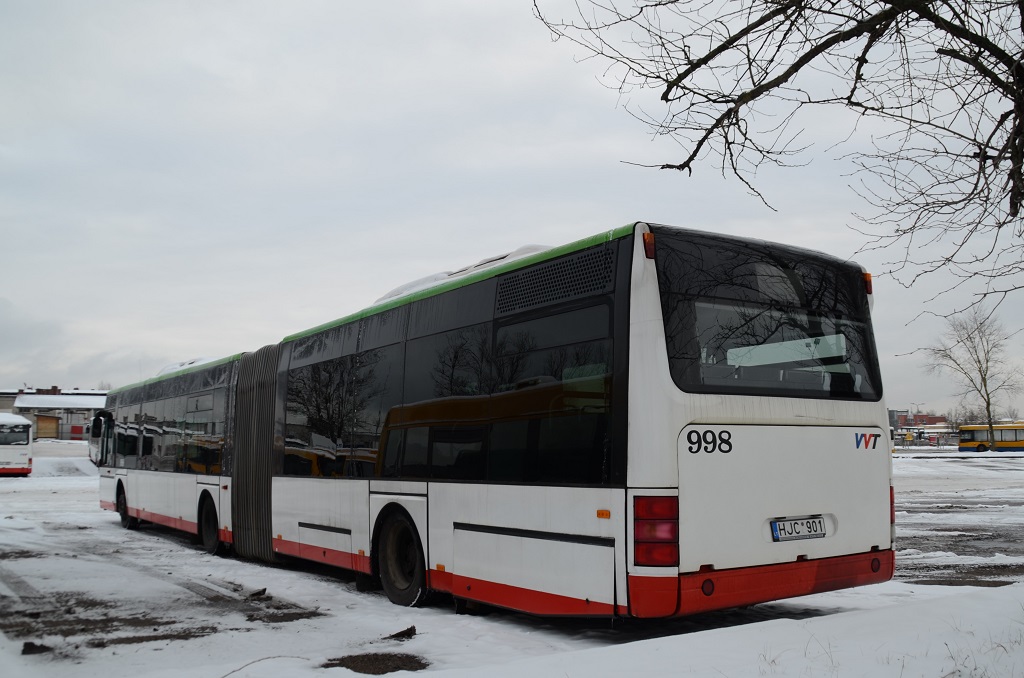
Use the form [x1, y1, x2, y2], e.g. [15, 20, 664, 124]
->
[771, 515, 826, 542]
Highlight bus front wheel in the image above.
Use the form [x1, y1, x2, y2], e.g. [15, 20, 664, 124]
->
[117, 487, 139, 530]
[378, 511, 426, 607]
[977, 444, 988, 452]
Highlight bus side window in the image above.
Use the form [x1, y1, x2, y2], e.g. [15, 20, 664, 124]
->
[381, 430, 402, 478]
[401, 427, 430, 478]
[431, 426, 485, 480]
[536, 413, 604, 484]
[488, 420, 530, 482]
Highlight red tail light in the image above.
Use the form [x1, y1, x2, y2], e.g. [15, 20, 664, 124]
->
[634, 496, 679, 567]
[635, 520, 679, 541]
[863, 272, 873, 295]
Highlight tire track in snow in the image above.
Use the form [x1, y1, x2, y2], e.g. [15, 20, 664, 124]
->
[0, 563, 43, 602]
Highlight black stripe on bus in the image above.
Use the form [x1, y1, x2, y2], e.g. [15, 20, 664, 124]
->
[297, 522, 352, 536]
[453, 522, 614, 548]
[368, 491, 428, 498]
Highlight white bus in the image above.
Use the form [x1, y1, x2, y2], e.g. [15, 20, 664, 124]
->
[91, 222, 893, 617]
[0, 413, 33, 477]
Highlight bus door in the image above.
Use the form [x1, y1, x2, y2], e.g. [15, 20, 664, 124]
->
[89, 412, 113, 466]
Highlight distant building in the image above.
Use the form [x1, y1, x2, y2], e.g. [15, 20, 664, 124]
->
[5, 386, 108, 440]
[0, 389, 19, 413]
[897, 412, 948, 428]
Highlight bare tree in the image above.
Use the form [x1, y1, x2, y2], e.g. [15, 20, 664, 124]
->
[943, 405, 968, 433]
[925, 307, 1021, 446]
[944, 403, 985, 427]
[534, 0, 1024, 307]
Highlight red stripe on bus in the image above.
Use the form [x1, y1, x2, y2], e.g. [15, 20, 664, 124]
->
[629, 549, 895, 618]
[428, 568, 454, 592]
[625, 573, 681, 617]
[103, 503, 234, 543]
[132, 508, 198, 534]
[272, 537, 372, 574]
[449, 573, 617, 617]
[0, 467, 32, 475]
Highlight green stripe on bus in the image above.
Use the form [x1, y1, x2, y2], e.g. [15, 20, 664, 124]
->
[108, 353, 245, 395]
[282, 223, 636, 343]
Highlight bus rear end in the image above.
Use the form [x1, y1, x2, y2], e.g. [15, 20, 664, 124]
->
[0, 413, 33, 477]
[626, 223, 893, 617]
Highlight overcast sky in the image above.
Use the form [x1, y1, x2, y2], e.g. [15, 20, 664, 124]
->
[2, 1, 1021, 417]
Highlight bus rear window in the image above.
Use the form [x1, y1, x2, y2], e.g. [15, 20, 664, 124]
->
[651, 226, 882, 401]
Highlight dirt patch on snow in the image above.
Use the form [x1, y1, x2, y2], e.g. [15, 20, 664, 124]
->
[321, 652, 429, 674]
[0, 549, 43, 561]
[86, 626, 218, 647]
[0, 592, 180, 640]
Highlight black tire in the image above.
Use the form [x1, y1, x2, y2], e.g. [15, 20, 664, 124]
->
[977, 444, 988, 452]
[200, 499, 222, 556]
[117, 487, 139, 530]
[378, 511, 427, 607]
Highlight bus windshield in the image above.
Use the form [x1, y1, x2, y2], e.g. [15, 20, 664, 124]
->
[0, 425, 30, 445]
[652, 226, 882, 400]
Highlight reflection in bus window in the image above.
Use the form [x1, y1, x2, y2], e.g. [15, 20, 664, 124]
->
[284, 344, 402, 477]
[404, 323, 492, 404]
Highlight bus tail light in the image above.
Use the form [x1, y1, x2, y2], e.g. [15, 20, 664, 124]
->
[634, 496, 679, 567]
[863, 272, 873, 295]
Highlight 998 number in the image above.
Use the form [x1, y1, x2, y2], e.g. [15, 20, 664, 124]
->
[687, 429, 733, 453]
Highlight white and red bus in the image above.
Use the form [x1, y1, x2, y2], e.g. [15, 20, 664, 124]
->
[0, 413, 33, 477]
[91, 222, 894, 617]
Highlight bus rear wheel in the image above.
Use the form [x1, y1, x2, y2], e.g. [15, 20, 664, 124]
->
[977, 444, 988, 452]
[378, 511, 426, 607]
[117, 487, 139, 530]
[199, 499, 222, 556]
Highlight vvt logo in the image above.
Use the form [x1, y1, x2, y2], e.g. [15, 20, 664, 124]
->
[854, 432, 881, 449]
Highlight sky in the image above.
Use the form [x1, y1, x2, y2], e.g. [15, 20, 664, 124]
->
[2, 450, 1024, 676]
[2, 1, 1022, 417]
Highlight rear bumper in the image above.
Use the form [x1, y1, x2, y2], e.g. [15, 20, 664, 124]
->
[0, 466, 31, 476]
[629, 549, 895, 617]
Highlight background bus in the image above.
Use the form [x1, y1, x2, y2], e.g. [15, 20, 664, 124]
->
[958, 423, 1024, 452]
[0, 413, 33, 477]
[92, 222, 893, 618]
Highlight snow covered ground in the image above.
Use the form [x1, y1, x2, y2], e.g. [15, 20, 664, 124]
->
[1, 445, 1022, 677]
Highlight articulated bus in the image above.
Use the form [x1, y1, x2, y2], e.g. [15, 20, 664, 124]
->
[91, 222, 894, 617]
[0, 413, 33, 477]
[958, 423, 1024, 452]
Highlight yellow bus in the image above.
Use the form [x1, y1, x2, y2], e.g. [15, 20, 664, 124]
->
[958, 423, 1024, 452]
